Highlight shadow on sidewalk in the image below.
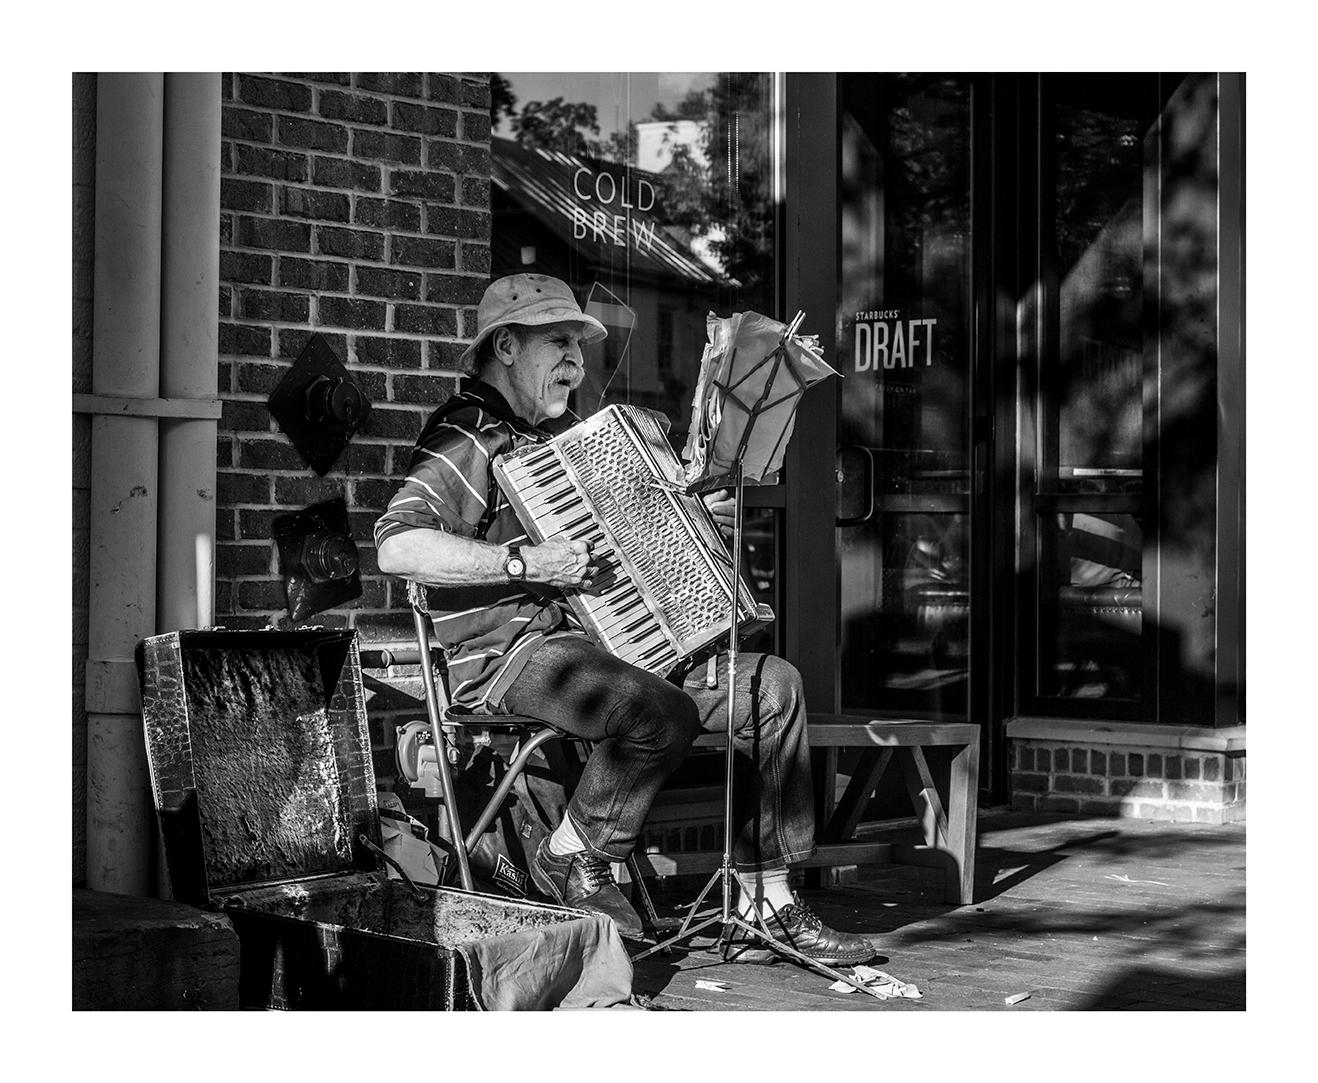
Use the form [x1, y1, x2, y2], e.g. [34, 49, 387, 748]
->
[1079, 965, 1245, 1009]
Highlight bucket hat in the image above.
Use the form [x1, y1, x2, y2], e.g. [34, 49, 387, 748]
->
[458, 274, 607, 372]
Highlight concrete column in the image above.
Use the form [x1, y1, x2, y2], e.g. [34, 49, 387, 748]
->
[158, 73, 221, 634]
[87, 73, 164, 895]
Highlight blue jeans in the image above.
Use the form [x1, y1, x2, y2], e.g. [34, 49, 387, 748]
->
[498, 637, 816, 872]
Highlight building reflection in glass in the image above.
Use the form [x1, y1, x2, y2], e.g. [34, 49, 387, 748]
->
[490, 72, 779, 448]
[1035, 76, 1159, 703]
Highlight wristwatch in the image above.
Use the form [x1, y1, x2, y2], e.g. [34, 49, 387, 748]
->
[503, 544, 527, 581]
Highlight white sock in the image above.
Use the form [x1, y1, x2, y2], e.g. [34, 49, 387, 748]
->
[736, 867, 794, 919]
[548, 812, 587, 857]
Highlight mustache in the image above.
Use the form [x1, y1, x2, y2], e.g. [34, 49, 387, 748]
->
[551, 364, 583, 388]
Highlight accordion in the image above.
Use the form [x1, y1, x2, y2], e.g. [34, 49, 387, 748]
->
[493, 404, 767, 677]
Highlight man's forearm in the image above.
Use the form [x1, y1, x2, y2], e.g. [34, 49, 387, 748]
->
[376, 529, 512, 587]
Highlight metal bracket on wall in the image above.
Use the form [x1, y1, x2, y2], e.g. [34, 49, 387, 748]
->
[72, 394, 224, 420]
[267, 334, 373, 477]
[273, 496, 363, 622]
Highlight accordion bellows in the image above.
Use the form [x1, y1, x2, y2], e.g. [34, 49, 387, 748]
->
[494, 405, 762, 676]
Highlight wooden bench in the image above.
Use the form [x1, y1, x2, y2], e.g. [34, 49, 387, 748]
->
[629, 716, 981, 906]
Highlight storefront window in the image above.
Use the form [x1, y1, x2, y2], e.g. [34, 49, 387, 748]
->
[489, 72, 783, 632]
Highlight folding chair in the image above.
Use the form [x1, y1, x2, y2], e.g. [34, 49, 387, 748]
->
[362, 580, 664, 936]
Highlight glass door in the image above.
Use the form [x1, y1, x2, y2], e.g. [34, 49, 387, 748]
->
[1017, 73, 1223, 725]
[1023, 74, 1157, 717]
[835, 74, 977, 720]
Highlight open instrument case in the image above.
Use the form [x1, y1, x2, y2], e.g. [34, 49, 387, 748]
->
[136, 628, 593, 1010]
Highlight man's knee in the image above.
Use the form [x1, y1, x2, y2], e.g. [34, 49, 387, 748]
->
[755, 655, 804, 715]
[742, 654, 806, 740]
[611, 674, 701, 757]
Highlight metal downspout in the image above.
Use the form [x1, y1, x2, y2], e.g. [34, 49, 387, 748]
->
[158, 73, 220, 636]
[86, 74, 163, 895]
[153, 73, 222, 898]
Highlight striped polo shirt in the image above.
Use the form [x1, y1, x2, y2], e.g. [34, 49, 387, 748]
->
[373, 380, 583, 711]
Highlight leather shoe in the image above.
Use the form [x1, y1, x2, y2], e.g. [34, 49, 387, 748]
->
[721, 893, 876, 966]
[529, 839, 644, 940]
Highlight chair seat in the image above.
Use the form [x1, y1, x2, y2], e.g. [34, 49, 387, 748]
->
[441, 711, 560, 734]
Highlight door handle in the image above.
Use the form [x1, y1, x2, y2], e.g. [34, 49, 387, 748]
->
[835, 444, 875, 527]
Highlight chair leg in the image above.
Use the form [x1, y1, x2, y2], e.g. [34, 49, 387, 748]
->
[409, 596, 473, 891]
[624, 855, 673, 939]
[462, 728, 559, 853]
[544, 737, 586, 797]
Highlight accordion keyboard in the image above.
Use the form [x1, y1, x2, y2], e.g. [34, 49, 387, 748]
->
[494, 405, 758, 676]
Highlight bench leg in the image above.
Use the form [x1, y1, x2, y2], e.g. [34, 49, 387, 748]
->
[806, 747, 840, 888]
[812, 746, 840, 827]
[897, 747, 949, 850]
[824, 747, 893, 842]
[895, 744, 979, 906]
[946, 739, 980, 906]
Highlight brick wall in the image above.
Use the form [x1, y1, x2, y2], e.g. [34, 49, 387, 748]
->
[1011, 739, 1245, 824]
[216, 72, 492, 678]
[72, 73, 96, 886]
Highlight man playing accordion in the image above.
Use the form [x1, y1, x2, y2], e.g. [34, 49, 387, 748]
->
[375, 273, 873, 966]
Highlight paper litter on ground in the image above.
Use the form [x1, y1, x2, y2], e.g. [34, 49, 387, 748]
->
[1105, 873, 1170, 887]
[694, 979, 731, 992]
[828, 965, 922, 999]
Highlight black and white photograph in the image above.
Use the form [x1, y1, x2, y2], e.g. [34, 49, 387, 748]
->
[60, 44, 1265, 1039]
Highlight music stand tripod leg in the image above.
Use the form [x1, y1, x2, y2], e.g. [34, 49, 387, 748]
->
[632, 864, 723, 959]
[718, 914, 887, 998]
[713, 887, 885, 997]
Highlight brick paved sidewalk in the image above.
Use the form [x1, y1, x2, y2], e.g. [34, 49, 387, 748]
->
[632, 810, 1245, 1010]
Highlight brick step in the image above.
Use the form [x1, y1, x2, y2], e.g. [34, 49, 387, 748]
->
[73, 889, 240, 1010]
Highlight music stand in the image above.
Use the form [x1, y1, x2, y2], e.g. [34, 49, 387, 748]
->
[632, 313, 875, 996]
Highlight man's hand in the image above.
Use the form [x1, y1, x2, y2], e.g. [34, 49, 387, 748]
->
[526, 537, 597, 589]
[701, 488, 737, 537]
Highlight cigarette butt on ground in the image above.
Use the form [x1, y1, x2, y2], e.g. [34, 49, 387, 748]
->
[1004, 991, 1031, 1006]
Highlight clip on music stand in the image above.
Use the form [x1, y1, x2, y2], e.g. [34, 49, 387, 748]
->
[632, 314, 874, 995]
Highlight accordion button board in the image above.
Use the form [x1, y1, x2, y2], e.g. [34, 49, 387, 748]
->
[493, 405, 762, 677]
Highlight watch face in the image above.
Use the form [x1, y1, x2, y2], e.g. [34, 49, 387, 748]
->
[507, 556, 526, 578]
